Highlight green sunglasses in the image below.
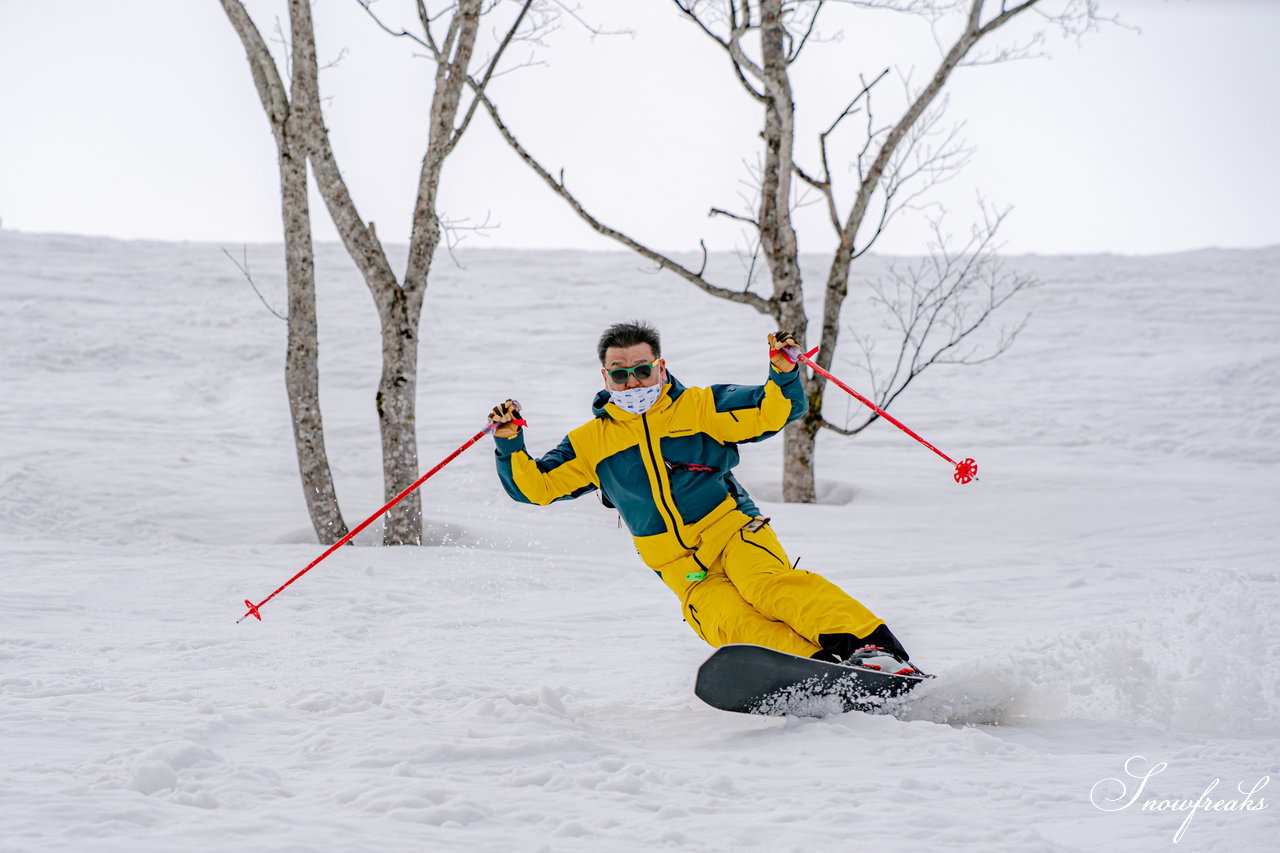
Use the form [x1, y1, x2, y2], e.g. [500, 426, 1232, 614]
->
[605, 359, 661, 384]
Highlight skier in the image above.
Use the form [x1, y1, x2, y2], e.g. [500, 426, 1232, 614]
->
[488, 320, 921, 675]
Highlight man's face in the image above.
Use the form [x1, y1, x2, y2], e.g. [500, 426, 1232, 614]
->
[601, 343, 666, 391]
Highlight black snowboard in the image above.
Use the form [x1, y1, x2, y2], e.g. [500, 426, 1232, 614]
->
[695, 643, 929, 717]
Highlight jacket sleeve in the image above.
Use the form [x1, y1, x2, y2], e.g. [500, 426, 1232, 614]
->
[494, 430, 598, 505]
[703, 364, 808, 445]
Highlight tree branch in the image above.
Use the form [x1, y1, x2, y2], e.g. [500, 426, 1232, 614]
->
[290, 0, 399, 314]
[786, 0, 826, 63]
[219, 0, 290, 138]
[446, 0, 537, 154]
[672, 0, 767, 101]
[403, 0, 482, 294]
[222, 246, 287, 320]
[473, 85, 773, 314]
[710, 206, 761, 227]
[822, 199, 1035, 436]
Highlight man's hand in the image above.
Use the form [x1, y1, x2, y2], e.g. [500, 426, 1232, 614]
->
[488, 399, 523, 438]
[768, 331, 800, 373]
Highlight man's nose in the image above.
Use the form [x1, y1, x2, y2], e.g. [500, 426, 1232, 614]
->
[625, 374, 642, 388]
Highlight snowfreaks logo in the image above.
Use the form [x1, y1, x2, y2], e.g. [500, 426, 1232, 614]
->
[1090, 755, 1270, 843]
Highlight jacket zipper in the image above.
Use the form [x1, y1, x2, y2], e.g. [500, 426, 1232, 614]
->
[641, 412, 707, 568]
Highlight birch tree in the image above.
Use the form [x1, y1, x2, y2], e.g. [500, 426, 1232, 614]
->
[220, 0, 347, 543]
[221, 0, 539, 543]
[472, 0, 1102, 502]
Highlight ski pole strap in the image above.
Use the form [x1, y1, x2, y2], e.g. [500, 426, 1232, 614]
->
[770, 345, 821, 363]
[487, 419, 528, 433]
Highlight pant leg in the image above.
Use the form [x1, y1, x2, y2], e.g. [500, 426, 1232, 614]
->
[681, 570, 820, 656]
[718, 524, 884, 643]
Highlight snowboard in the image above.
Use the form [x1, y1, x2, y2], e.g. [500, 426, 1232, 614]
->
[694, 643, 929, 717]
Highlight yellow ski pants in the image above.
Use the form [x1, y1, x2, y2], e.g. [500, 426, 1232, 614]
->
[660, 521, 883, 657]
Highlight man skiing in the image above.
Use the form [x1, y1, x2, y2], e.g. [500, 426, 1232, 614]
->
[488, 320, 920, 674]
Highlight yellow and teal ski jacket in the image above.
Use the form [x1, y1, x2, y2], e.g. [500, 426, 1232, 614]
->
[494, 366, 807, 571]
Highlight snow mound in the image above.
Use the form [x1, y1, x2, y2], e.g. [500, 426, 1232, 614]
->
[901, 574, 1279, 736]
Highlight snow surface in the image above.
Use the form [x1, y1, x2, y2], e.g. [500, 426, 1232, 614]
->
[2, 231, 1278, 852]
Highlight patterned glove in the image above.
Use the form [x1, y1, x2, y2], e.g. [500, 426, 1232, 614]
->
[488, 399, 523, 438]
[767, 331, 800, 373]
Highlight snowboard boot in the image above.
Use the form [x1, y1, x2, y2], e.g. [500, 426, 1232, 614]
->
[811, 624, 911, 664]
[844, 645, 926, 677]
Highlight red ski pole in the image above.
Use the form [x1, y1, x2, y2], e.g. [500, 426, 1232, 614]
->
[779, 345, 978, 485]
[238, 413, 526, 623]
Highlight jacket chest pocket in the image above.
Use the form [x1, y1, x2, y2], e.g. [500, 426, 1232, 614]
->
[665, 460, 720, 474]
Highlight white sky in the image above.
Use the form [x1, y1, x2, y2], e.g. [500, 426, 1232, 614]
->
[1, 0, 1278, 256]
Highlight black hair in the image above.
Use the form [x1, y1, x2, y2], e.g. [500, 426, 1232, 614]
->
[597, 320, 661, 365]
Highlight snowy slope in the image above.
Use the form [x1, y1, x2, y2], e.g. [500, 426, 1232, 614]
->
[1, 231, 1277, 852]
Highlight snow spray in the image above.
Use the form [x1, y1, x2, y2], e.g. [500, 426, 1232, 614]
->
[778, 345, 978, 485]
[238, 411, 527, 623]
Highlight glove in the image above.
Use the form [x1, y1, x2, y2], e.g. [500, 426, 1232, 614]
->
[767, 331, 800, 373]
[488, 399, 523, 438]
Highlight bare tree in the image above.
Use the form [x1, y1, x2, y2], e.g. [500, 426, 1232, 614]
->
[220, 0, 348, 543]
[470, 0, 1101, 501]
[221, 0, 537, 544]
[836, 202, 1035, 437]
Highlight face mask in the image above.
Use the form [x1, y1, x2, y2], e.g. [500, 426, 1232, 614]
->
[608, 383, 663, 415]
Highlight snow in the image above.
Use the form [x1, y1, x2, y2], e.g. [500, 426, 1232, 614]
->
[2, 231, 1277, 851]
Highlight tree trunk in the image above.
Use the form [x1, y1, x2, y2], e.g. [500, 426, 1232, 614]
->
[220, 0, 348, 543]
[777, 283, 816, 503]
[371, 0, 474, 545]
[779, 415, 815, 503]
[757, 0, 817, 502]
[375, 290, 423, 545]
[280, 138, 348, 543]
[783, 233, 857, 504]
[757, 0, 803, 316]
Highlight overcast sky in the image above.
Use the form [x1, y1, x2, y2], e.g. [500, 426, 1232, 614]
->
[2, 0, 1277, 256]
